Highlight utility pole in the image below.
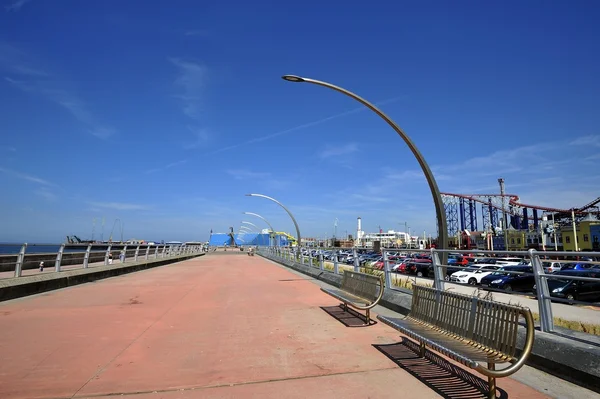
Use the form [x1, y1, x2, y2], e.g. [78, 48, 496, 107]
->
[552, 212, 558, 251]
[571, 209, 579, 251]
[499, 178, 508, 250]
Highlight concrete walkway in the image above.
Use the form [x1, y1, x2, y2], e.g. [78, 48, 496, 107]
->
[0, 254, 578, 398]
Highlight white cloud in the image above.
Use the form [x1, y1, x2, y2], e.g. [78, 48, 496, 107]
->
[226, 169, 272, 180]
[0, 167, 56, 186]
[318, 142, 359, 159]
[5, 0, 31, 12]
[34, 188, 57, 201]
[2, 43, 116, 139]
[88, 201, 152, 211]
[169, 58, 207, 120]
[570, 135, 600, 147]
[146, 159, 188, 174]
[183, 126, 210, 149]
[207, 96, 405, 155]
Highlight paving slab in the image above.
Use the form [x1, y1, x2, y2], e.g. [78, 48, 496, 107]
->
[0, 254, 553, 399]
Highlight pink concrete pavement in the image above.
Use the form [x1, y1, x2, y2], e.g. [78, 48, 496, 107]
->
[0, 254, 549, 398]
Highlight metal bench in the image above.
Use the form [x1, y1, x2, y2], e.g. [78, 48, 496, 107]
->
[377, 284, 535, 399]
[321, 270, 384, 325]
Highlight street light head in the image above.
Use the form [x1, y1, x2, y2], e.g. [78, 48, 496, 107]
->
[282, 75, 305, 83]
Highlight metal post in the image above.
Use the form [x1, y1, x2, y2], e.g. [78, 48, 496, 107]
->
[333, 253, 339, 274]
[430, 249, 445, 291]
[134, 245, 140, 261]
[383, 250, 392, 289]
[319, 254, 324, 270]
[161, 245, 167, 257]
[145, 245, 150, 260]
[83, 243, 92, 268]
[55, 243, 65, 272]
[121, 245, 128, 263]
[154, 245, 159, 259]
[309, 250, 313, 268]
[353, 248, 359, 272]
[104, 244, 112, 265]
[529, 249, 554, 332]
[14, 243, 27, 277]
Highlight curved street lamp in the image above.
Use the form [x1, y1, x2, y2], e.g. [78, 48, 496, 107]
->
[241, 221, 261, 231]
[244, 211, 277, 247]
[246, 193, 301, 248]
[281, 75, 447, 261]
[243, 212, 276, 233]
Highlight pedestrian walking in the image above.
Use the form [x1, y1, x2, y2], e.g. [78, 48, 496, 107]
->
[108, 252, 113, 265]
[39, 261, 44, 272]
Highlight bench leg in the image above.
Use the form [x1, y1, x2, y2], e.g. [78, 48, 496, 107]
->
[419, 342, 426, 357]
[365, 309, 370, 325]
[487, 362, 496, 399]
[342, 303, 348, 312]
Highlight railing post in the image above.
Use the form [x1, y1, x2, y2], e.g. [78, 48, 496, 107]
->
[161, 245, 167, 257]
[430, 249, 445, 291]
[14, 243, 27, 277]
[104, 244, 113, 265]
[353, 248, 359, 272]
[333, 253, 339, 274]
[83, 243, 92, 268]
[55, 243, 65, 272]
[319, 254, 324, 270]
[383, 250, 392, 289]
[134, 245, 140, 261]
[309, 250, 313, 268]
[530, 248, 554, 332]
[145, 245, 150, 260]
[154, 245, 159, 259]
[121, 245, 128, 263]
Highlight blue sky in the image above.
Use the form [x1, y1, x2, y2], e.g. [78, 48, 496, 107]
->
[1, 0, 599, 243]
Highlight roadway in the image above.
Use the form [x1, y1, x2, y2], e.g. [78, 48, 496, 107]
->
[1, 253, 595, 398]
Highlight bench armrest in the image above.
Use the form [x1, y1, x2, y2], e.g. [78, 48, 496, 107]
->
[473, 308, 535, 378]
[348, 274, 385, 311]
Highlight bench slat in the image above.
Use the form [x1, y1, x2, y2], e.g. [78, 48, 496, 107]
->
[341, 271, 381, 302]
[321, 288, 370, 307]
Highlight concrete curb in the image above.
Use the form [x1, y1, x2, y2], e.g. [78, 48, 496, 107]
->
[260, 252, 600, 393]
[0, 253, 205, 302]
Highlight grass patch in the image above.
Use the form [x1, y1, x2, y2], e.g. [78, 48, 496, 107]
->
[531, 313, 600, 336]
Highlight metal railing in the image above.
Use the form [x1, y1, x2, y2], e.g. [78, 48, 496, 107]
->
[259, 246, 600, 334]
[0, 242, 205, 279]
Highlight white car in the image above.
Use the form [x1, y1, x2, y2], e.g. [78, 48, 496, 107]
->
[451, 264, 500, 285]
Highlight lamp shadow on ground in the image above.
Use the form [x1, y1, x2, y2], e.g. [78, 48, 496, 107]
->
[320, 305, 377, 327]
[373, 338, 507, 399]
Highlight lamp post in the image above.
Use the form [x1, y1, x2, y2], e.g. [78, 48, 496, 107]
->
[241, 221, 260, 231]
[246, 193, 302, 250]
[244, 212, 277, 247]
[282, 75, 447, 264]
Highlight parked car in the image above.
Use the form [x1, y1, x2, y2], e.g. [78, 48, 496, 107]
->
[560, 262, 597, 271]
[427, 263, 466, 281]
[480, 266, 535, 292]
[533, 270, 600, 302]
[450, 264, 500, 285]
[406, 259, 433, 277]
[542, 261, 562, 274]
